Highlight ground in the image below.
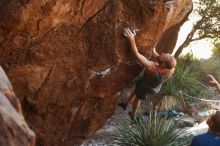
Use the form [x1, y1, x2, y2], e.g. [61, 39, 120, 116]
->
[81, 88, 220, 146]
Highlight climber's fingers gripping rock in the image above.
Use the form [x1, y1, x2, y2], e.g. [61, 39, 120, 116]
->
[123, 28, 136, 40]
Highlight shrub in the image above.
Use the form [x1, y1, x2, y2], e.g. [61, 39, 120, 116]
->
[212, 41, 220, 58]
[160, 54, 210, 99]
[198, 57, 220, 81]
[113, 111, 183, 146]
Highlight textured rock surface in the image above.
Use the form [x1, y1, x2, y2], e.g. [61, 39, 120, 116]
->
[156, 8, 192, 54]
[0, 66, 35, 146]
[0, 0, 192, 145]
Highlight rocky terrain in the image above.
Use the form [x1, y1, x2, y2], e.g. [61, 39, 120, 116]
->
[0, 66, 35, 146]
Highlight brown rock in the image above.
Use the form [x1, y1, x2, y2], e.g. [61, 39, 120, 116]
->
[0, 66, 35, 146]
[156, 3, 192, 54]
[0, 0, 192, 145]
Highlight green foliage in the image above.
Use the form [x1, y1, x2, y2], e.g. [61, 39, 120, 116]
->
[212, 41, 220, 57]
[161, 53, 210, 99]
[195, 0, 220, 40]
[174, 0, 220, 58]
[196, 57, 220, 82]
[113, 111, 183, 146]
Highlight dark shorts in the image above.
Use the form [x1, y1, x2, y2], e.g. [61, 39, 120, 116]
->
[135, 79, 155, 100]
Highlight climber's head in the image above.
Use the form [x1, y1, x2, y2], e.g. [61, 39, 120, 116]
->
[157, 53, 176, 69]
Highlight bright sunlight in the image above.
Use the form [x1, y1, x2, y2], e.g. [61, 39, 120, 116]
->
[172, 0, 214, 60]
[173, 20, 213, 59]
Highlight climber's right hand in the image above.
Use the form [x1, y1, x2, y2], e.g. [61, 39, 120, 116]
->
[123, 28, 136, 41]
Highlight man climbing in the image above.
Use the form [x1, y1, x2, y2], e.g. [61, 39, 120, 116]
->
[119, 28, 176, 119]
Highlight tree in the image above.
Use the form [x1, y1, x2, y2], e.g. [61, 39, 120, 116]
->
[113, 112, 183, 146]
[174, 0, 220, 58]
[212, 41, 220, 57]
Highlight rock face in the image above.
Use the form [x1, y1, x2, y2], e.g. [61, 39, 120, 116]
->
[0, 66, 35, 146]
[0, 0, 192, 145]
[156, 9, 192, 54]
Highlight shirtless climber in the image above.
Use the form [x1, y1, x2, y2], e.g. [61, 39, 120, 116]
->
[119, 28, 176, 119]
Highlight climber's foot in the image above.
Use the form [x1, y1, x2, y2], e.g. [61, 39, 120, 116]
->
[128, 111, 135, 120]
[118, 102, 127, 110]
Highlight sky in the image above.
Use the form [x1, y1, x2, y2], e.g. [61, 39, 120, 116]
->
[172, 21, 213, 59]
[172, 1, 214, 60]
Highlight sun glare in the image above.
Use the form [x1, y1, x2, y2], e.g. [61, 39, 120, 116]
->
[172, 7, 213, 60]
[182, 40, 213, 59]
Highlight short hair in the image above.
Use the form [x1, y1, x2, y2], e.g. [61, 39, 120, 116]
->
[162, 54, 176, 69]
[211, 111, 220, 132]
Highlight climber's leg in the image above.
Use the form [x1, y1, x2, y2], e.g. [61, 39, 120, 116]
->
[129, 97, 141, 119]
[119, 89, 135, 110]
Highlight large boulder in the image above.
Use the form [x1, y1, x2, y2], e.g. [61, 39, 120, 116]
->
[156, 8, 192, 54]
[0, 66, 35, 146]
[0, 0, 192, 145]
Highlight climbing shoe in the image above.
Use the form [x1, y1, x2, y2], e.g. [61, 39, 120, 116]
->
[118, 102, 127, 110]
[128, 111, 135, 120]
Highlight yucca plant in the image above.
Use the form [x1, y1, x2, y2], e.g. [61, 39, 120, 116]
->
[113, 111, 183, 146]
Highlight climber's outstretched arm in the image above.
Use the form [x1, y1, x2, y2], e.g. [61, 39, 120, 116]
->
[124, 28, 156, 70]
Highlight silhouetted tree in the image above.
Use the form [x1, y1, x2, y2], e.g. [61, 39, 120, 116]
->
[212, 41, 220, 57]
[174, 0, 220, 58]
